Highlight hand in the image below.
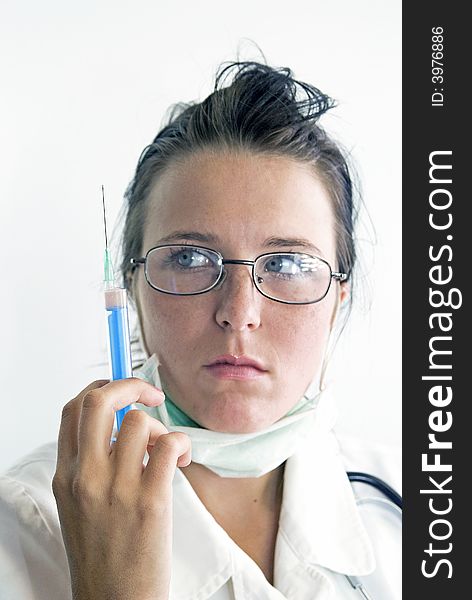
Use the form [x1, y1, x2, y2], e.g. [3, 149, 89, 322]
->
[52, 378, 191, 600]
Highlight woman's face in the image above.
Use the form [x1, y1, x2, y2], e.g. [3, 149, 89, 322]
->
[134, 150, 348, 433]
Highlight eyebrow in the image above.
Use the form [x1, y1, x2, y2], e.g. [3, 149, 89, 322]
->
[155, 230, 324, 256]
[264, 236, 324, 256]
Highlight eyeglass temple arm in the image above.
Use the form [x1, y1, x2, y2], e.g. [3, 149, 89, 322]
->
[332, 272, 348, 281]
[130, 257, 146, 272]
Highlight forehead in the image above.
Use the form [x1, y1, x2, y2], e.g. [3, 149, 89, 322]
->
[143, 150, 336, 258]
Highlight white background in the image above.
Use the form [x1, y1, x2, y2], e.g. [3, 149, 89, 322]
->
[0, 0, 401, 473]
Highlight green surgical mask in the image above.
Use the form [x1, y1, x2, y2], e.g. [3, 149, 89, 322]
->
[134, 354, 337, 478]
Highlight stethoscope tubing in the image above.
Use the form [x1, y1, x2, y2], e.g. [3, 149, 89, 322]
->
[345, 471, 402, 598]
[347, 471, 402, 510]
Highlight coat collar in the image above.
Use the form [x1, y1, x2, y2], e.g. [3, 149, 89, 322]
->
[169, 424, 375, 599]
[170, 470, 234, 599]
[275, 429, 376, 577]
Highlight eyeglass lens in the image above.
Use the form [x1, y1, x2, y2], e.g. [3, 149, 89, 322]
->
[145, 245, 332, 303]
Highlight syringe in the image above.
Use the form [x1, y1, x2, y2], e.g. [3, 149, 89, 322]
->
[102, 186, 133, 431]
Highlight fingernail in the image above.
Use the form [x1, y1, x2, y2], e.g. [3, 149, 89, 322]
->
[154, 388, 165, 400]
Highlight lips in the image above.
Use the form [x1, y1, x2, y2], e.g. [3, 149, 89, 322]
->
[206, 354, 267, 371]
[204, 354, 268, 380]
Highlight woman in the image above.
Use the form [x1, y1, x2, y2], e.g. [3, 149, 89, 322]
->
[0, 61, 401, 599]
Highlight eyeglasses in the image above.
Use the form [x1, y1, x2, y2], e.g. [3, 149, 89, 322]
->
[130, 244, 347, 305]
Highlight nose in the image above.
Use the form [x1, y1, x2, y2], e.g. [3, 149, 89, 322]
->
[214, 264, 262, 332]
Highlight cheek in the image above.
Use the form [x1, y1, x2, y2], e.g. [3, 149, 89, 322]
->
[278, 302, 333, 343]
[274, 301, 334, 375]
[139, 285, 210, 352]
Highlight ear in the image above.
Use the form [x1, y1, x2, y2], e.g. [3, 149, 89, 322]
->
[329, 281, 350, 330]
[339, 280, 350, 306]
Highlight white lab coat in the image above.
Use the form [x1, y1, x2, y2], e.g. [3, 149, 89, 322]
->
[0, 426, 401, 599]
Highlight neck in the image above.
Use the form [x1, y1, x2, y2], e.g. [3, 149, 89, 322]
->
[180, 460, 285, 513]
[181, 460, 285, 585]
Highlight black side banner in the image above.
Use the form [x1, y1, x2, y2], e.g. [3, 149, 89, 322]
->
[403, 3, 468, 596]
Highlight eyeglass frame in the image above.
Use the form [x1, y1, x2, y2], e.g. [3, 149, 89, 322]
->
[130, 244, 348, 305]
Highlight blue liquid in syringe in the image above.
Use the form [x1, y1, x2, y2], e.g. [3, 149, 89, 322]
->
[107, 306, 132, 379]
[107, 304, 133, 429]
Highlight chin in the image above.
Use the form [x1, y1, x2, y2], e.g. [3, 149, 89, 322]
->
[200, 408, 276, 434]
[188, 389, 283, 433]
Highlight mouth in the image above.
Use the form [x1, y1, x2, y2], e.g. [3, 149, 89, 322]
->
[203, 354, 268, 380]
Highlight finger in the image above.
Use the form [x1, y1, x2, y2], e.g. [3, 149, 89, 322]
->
[111, 410, 169, 482]
[146, 428, 192, 467]
[142, 432, 192, 494]
[56, 380, 109, 467]
[78, 378, 165, 465]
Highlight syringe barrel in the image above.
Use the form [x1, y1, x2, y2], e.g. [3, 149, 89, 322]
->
[104, 287, 128, 310]
[105, 287, 133, 430]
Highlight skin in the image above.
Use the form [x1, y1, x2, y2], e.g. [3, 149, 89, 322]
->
[53, 149, 348, 598]
[135, 150, 347, 434]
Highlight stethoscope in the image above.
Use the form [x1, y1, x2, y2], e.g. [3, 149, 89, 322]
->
[344, 472, 402, 599]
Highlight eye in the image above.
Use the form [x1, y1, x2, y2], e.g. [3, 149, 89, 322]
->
[177, 249, 199, 267]
[167, 247, 219, 269]
[263, 254, 301, 276]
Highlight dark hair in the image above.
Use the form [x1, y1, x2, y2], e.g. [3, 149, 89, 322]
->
[120, 61, 358, 311]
